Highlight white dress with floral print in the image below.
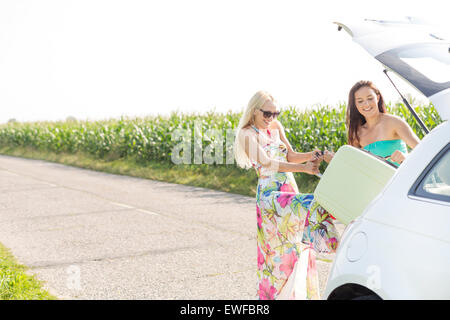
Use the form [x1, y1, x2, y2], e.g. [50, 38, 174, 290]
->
[251, 126, 339, 300]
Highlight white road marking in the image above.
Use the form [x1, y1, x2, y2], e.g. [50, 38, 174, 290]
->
[44, 182, 58, 187]
[110, 201, 159, 216]
[136, 209, 159, 216]
[1, 170, 19, 176]
[110, 202, 135, 209]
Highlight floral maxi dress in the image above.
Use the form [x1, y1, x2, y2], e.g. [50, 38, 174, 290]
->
[252, 127, 339, 300]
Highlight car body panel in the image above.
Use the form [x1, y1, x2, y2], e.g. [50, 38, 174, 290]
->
[325, 218, 450, 300]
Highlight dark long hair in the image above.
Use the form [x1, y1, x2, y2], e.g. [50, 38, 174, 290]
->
[346, 80, 387, 146]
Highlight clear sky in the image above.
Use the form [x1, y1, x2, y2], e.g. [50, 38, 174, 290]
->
[0, 0, 448, 123]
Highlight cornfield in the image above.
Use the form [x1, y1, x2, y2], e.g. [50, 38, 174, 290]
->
[0, 103, 443, 166]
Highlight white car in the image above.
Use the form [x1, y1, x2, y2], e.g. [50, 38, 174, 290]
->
[322, 18, 450, 300]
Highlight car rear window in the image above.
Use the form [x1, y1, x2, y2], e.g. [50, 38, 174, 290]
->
[413, 143, 450, 203]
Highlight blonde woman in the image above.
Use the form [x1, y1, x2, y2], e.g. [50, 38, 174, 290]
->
[234, 91, 339, 300]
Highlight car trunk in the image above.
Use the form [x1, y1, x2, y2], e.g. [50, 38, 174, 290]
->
[334, 18, 450, 121]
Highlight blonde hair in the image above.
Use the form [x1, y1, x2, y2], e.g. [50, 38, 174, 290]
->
[234, 91, 275, 169]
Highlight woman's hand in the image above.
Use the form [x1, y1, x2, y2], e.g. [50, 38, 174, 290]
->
[390, 150, 406, 164]
[302, 161, 320, 175]
[313, 149, 324, 162]
[288, 149, 322, 164]
[323, 150, 335, 163]
[307, 149, 323, 162]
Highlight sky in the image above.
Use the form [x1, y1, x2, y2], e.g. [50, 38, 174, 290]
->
[0, 0, 449, 124]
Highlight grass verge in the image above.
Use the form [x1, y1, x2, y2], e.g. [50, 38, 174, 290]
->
[0, 146, 321, 196]
[0, 243, 56, 300]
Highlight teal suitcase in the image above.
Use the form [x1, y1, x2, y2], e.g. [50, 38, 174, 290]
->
[313, 145, 396, 225]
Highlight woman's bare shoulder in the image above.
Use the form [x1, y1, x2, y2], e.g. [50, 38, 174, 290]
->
[240, 126, 257, 137]
[270, 119, 284, 130]
[382, 113, 410, 128]
[382, 113, 404, 122]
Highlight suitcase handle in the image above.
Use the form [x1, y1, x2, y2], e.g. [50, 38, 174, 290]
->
[360, 149, 399, 169]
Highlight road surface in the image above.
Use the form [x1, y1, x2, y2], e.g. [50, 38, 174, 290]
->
[0, 154, 345, 299]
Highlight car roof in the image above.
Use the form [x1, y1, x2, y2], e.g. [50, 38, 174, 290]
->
[334, 18, 450, 121]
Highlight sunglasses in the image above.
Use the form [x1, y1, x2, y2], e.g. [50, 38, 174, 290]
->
[259, 109, 280, 119]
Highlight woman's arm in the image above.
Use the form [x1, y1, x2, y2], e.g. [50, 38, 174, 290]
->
[390, 116, 421, 164]
[274, 120, 319, 163]
[323, 150, 335, 163]
[393, 117, 420, 149]
[239, 129, 319, 174]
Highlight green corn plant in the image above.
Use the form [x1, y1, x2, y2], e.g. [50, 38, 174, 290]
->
[0, 103, 442, 168]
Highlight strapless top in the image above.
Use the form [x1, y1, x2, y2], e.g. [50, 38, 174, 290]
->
[363, 139, 407, 166]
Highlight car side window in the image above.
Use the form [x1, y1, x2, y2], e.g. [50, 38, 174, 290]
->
[413, 144, 450, 203]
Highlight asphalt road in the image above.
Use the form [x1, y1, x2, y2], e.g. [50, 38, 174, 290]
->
[0, 154, 345, 299]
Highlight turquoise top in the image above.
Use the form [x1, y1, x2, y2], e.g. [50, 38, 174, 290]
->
[363, 139, 407, 166]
